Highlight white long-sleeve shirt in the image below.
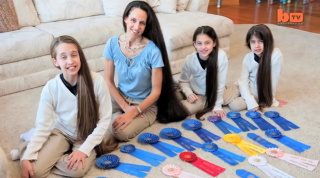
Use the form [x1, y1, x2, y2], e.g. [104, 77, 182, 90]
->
[22, 72, 112, 160]
[237, 48, 284, 110]
[179, 50, 229, 110]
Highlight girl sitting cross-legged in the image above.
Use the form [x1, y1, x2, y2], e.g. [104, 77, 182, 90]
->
[16, 35, 117, 178]
[224, 24, 287, 111]
[178, 26, 229, 120]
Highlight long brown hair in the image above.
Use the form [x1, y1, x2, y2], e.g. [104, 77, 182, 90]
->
[123, 1, 188, 123]
[193, 26, 219, 119]
[50, 36, 117, 156]
[246, 24, 274, 107]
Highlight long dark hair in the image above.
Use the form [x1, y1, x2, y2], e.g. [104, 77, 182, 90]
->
[123, 1, 188, 123]
[50, 36, 117, 156]
[246, 24, 274, 107]
[193, 26, 219, 119]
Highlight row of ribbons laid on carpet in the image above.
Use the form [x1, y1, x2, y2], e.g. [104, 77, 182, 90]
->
[95, 111, 318, 178]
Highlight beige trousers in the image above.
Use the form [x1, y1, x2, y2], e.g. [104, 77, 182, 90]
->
[109, 90, 157, 141]
[175, 89, 207, 115]
[223, 84, 247, 111]
[19, 129, 96, 178]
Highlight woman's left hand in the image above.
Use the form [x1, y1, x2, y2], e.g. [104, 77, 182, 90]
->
[212, 110, 226, 118]
[66, 150, 87, 170]
[113, 112, 135, 130]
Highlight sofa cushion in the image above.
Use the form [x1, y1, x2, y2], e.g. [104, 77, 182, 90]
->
[102, 0, 146, 17]
[33, 0, 104, 23]
[187, 0, 209, 12]
[0, 27, 53, 65]
[157, 11, 233, 51]
[13, 0, 40, 27]
[36, 15, 123, 49]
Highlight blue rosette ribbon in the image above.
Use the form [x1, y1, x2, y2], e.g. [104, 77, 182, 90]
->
[265, 111, 299, 131]
[226, 112, 258, 132]
[265, 129, 310, 153]
[236, 169, 260, 178]
[207, 115, 242, 134]
[246, 111, 277, 131]
[160, 128, 202, 151]
[137, 133, 184, 157]
[182, 119, 221, 142]
[96, 154, 151, 178]
[120, 144, 166, 166]
[201, 142, 245, 166]
[247, 133, 278, 148]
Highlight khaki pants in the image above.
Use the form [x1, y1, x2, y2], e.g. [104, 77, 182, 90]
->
[223, 84, 247, 111]
[19, 129, 96, 178]
[109, 90, 157, 141]
[175, 89, 207, 115]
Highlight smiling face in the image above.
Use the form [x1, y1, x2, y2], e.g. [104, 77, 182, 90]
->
[52, 43, 81, 84]
[194, 33, 216, 60]
[249, 34, 264, 57]
[124, 8, 147, 38]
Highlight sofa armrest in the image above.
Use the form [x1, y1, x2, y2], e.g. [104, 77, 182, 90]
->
[186, 0, 209, 13]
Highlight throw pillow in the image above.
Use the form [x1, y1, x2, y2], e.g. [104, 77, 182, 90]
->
[102, 0, 146, 17]
[0, 0, 20, 32]
[33, 0, 104, 23]
[177, 0, 190, 12]
[13, 0, 40, 27]
[153, 0, 177, 14]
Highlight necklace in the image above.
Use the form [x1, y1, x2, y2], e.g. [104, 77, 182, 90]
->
[123, 34, 144, 53]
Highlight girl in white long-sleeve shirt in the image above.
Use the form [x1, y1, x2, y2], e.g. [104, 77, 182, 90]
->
[224, 24, 287, 111]
[17, 36, 116, 178]
[179, 26, 229, 120]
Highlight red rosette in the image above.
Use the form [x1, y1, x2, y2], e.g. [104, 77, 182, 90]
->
[179, 151, 197, 162]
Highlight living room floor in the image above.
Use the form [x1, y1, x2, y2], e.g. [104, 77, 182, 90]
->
[208, 0, 320, 34]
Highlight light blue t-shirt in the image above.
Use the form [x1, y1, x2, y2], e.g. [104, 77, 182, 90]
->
[103, 35, 164, 101]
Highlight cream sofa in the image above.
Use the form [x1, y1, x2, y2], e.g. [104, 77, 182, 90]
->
[0, 0, 234, 97]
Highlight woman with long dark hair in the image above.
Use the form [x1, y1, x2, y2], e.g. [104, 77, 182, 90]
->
[103, 1, 188, 141]
[178, 26, 229, 120]
[224, 24, 287, 111]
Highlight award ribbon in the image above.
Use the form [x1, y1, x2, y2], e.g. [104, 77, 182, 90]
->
[236, 169, 260, 178]
[201, 142, 246, 165]
[96, 154, 151, 178]
[137, 133, 184, 157]
[120, 144, 166, 166]
[246, 111, 277, 131]
[265, 129, 311, 153]
[162, 164, 204, 178]
[247, 133, 278, 148]
[266, 148, 318, 171]
[160, 128, 202, 151]
[226, 112, 258, 132]
[223, 134, 266, 156]
[265, 111, 299, 131]
[182, 119, 221, 142]
[208, 115, 242, 134]
[248, 156, 295, 178]
[179, 151, 225, 177]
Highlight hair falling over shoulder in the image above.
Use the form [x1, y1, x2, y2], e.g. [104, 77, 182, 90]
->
[246, 24, 274, 108]
[123, 1, 188, 123]
[192, 26, 219, 120]
[50, 36, 117, 156]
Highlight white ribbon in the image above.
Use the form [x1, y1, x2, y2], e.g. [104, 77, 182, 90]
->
[248, 156, 295, 178]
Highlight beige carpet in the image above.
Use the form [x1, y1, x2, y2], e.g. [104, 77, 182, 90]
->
[1, 24, 320, 178]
